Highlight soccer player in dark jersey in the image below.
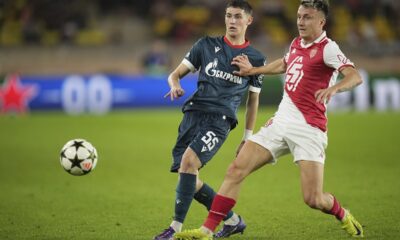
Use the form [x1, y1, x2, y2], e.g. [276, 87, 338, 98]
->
[174, 0, 364, 239]
[153, 1, 265, 239]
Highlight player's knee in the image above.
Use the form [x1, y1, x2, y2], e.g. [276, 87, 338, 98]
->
[303, 194, 324, 210]
[180, 159, 199, 173]
[196, 178, 203, 191]
[225, 161, 246, 183]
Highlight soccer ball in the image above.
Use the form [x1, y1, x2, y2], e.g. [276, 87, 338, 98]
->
[60, 139, 98, 176]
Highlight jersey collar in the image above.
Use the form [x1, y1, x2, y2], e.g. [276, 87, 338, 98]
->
[300, 31, 327, 48]
[224, 36, 250, 49]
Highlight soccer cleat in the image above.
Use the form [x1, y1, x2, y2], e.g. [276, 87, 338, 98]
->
[153, 227, 176, 240]
[214, 215, 246, 238]
[173, 228, 213, 240]
[341, 209, 364, 237]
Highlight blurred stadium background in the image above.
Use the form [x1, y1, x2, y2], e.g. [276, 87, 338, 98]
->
[1, 0, 399, 112]
[1, 1, 400, 239]
[1, 0, 400, 74]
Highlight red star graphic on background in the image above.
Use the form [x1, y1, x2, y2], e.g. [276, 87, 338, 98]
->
[0, 74, 37, 114]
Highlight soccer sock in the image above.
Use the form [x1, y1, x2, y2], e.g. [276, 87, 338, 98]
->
[327, 196, 346, 221]
[223, 213, 239, 226]
[170, 220, 182, 233]
[174, 173, 197, 223]
[203, 194, 236, 232]
[193, 183, 234, 221]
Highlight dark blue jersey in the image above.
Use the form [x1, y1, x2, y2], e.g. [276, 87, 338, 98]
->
[182, 36, 266, 129]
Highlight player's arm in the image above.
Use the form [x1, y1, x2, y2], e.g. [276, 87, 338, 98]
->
[244, 91, 259, 133]
[315, 67, 363, 104]
[164, 63, 191, 101]
[335, 66, 363, 92]
[232, 56, 286, 76]
[236, 91, 259, 155]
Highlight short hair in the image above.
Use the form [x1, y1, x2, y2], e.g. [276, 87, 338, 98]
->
[300, 0, 329, 18]
[226, 0, 253, 16]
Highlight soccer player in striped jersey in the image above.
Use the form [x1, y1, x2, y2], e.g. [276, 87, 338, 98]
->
[174, 0, 364, 239]
[153, 1, 266, 239]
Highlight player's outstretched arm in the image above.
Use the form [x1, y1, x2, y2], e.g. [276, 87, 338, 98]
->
[232, 56, 286, 76]
[164, 63, 190, 101]
[237, 91, 259, 155]
[315, 66, 362, 104]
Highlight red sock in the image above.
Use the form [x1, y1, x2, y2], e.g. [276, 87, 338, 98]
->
[329, 196, 345, 220]
[203, 194, 236, 231]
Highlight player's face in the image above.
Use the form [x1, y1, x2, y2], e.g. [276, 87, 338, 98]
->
[297, 5, 326, 43]
[225, 7, 253, 39]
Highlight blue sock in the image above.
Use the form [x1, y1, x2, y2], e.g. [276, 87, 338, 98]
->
[193, 183, 233, 221]
[174, 173, 196, 223]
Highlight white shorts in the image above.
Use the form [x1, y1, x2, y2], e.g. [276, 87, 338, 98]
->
[249, 119, 328, 164]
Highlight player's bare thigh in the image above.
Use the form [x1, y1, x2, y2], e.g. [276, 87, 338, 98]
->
[298, 160, 324, 194]
[230, 140, 274, 178]
[219, 140, 273, 199]
[297, 160, 333, 210]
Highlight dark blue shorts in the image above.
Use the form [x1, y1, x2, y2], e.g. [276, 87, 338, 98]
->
[170, 111, 233, 172]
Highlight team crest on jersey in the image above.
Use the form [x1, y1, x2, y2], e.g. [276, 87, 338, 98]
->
[205, 58, 242, 84]
[310, 48, 318, 58]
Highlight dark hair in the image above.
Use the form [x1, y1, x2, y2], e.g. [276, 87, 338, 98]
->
[226, 0, 253, 16]
[300, 0, 329, 18]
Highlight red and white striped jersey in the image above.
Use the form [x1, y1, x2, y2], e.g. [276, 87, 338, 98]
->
[275, 31, 354, 132]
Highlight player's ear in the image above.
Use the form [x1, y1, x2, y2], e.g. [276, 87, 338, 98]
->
[247, 15, 253, 26]
[320, 18, 326, 28]
[318, 12, 326, 27]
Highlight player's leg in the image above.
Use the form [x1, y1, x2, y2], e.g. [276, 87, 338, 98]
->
[174, 120, 286, 239]
[154, 112, 201, 240]
[219, 119, 286, 200]
[220, 140, 273, 198]
[174, 147, 203, 227]
[154, 147, 201, 240]
[203, 140, 273, 234]
[194, 178, 243, 233]
[188, 113, 244, 237]
[174, 141, 274, 239]
[155, 112, 233, 240]
[298, 160, 334, 211]
[298, 160, 363, 237]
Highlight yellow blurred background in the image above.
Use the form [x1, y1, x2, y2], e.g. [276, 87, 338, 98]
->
[1, 0, 399, 75]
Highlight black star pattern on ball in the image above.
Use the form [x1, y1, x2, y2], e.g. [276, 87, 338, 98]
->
[70, 154, 82, 169]
[72, 140, 85, 151]
[60, 150, 67, 158]
[88, 150, 96, 161]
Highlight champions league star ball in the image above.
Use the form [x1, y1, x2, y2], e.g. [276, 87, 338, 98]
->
[60, 139, 98, 176]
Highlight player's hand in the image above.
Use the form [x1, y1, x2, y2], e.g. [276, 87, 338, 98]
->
[164, 85, 185, 101]
[236, 140, 246, 156]
[231, 55, 253, 76]
[315, 86, 338, 104]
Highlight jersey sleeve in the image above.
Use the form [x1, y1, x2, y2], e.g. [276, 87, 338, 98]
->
[323, 41, 354, 71]
[283, 38, 296, 64]
[182, 38, 204, 73]
[248, 56, 266, 93]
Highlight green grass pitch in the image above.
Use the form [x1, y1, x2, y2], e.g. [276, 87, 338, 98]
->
[0, 108, 399, 239]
